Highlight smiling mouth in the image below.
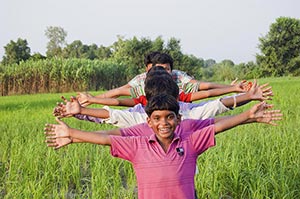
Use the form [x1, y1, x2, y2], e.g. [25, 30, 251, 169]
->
[159, 127, 171, 134]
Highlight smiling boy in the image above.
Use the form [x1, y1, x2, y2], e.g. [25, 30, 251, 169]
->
[45, 93, 282, 199]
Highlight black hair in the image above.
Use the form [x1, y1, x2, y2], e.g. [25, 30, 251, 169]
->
[151, 52, 174, 70]
[146, 65, 169, 77]
[144, 51, 161, 66]
[145, 94, 179, 117]
[144, 68, 179, 101]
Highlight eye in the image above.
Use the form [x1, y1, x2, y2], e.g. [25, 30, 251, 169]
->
[167, 114, 175, 120]
[153, 117, 159, 121]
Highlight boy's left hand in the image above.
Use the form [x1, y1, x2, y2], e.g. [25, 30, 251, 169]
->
[249, 102, 283, 125]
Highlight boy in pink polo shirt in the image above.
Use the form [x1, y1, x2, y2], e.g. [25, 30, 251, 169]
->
[45, 94, 282, 199]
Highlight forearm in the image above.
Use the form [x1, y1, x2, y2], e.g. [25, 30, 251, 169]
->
[69, 128, 111, 145]
[95, 85, 131, 98]
[71, 129, 121, 143]
[220, 93, 251, 109]
[199, 82, 230, 90]
[214, 110, 251, 133]
[81, 107, 110, 118]
[88, 97, 121, 106]
[191, 86, 237, 101]
[88, 97, 135, 107]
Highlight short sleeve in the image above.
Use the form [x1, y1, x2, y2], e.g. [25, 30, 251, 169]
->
[179, 92, 192, 102]
[128, 73, 147, 88]
[120, 123, 153, 137]
[110, 136, 140, 161]
[130, 85, 146, 98]
[190, 125, 216, 155]
[172, 70, 194, 84]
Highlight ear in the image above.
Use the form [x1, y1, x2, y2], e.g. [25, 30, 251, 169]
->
[147, 117, 152, 128]
[146, 64, 153, 72]
[177, 114, 182, 123]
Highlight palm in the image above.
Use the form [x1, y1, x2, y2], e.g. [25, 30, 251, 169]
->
[77, 92, 93, 106]
[54, 137, 72, 149]
[249, 102, 282, 125]
[65, 100, 81, 115]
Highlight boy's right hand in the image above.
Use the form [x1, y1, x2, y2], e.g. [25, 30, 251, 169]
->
[44, 117, 72, 149]
[53, 96, 82, 118]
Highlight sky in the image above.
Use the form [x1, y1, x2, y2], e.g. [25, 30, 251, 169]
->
[0, 0, 299, 64]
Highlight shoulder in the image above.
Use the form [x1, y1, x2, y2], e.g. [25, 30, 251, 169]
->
[121, 123, 152, 136]
[133, 72, 147, 79]
[172, 70, 187, 75]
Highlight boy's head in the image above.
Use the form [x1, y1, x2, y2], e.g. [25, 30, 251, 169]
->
[145, 67, 179, 101]
[144, 52, 173, 73]
[145, 94, 181, 140]
[144, 51, 161, 71]
[145, 93, 180, 117]
[151, 53, 173, 72]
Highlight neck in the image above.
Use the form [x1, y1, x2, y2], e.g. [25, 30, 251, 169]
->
[156, 134, 174, 153]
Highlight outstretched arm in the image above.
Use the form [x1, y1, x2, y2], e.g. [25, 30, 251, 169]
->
[214, 102, 282, 134]
[192, 80, 233, 91]
[78, 84, 131, 106]
[77, 92, 136, 107]
[45, 118, 122, 149]
[220, 80, 273, 109]
[190, 81, 248, 101]
[53, 96, 110, 119]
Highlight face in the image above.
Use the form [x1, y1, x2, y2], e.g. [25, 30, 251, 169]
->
[147, 110, 181, 142]
[146, 63, 172, 74]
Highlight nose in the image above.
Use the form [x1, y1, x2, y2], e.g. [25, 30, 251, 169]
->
[160, 117, 168, 125]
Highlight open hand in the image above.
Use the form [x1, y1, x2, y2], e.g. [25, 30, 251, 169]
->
[249, 102, 283, 126]
[77, 92, 93, 107]
[53, 96, 81, 118]
[44, 117, 72, 149]
[248, 80, 273, 101]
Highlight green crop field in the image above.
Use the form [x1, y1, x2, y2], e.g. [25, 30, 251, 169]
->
[0, 77, 299, 199]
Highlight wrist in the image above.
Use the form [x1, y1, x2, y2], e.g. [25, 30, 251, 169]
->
[80, 107, 87, 115]
[68, 127, 74, 139]
[232, 95, 237, 109]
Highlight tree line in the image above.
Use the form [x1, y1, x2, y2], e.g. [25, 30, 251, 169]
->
[0, 17, 299, 96]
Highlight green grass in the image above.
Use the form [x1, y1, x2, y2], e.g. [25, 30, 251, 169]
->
[1, 77, 299, 198]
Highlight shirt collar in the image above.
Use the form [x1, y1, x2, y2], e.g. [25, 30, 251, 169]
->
[148, 132, 180, 143]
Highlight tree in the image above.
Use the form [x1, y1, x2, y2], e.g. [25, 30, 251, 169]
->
[96, 45, 112, 60]
[204, 59, 216, 68]
[257, 17, 300, 76]
[166, 37, 183, 67]
[62, 40, 86, 58]
[2, 38, 31, 65]
[45, 26, 67, 58]
[30, 53, 46, 61]
[211, 59, 236, 81]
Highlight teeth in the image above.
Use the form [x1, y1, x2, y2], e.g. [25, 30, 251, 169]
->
[159, 128, 169, 132]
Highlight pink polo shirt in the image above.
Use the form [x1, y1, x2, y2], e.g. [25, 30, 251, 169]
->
[110, 119, 215, 199]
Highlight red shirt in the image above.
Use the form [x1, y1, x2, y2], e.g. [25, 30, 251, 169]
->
[133, 92, 192, 105]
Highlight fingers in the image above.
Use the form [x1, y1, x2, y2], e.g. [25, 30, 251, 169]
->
[70, 96, 76, 102]
[55, 117, 64, 124]
[61, 96, 68, 103]
[45, 138, 60, 150]
[263, 109, 283, 125]
[231, 78, 238, 85]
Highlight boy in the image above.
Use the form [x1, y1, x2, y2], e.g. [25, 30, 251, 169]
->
[45, 94, 282, 199]
[77, 66, 250, 106]
[54, 69, 273, 128]
[77, 52, 241, 106]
